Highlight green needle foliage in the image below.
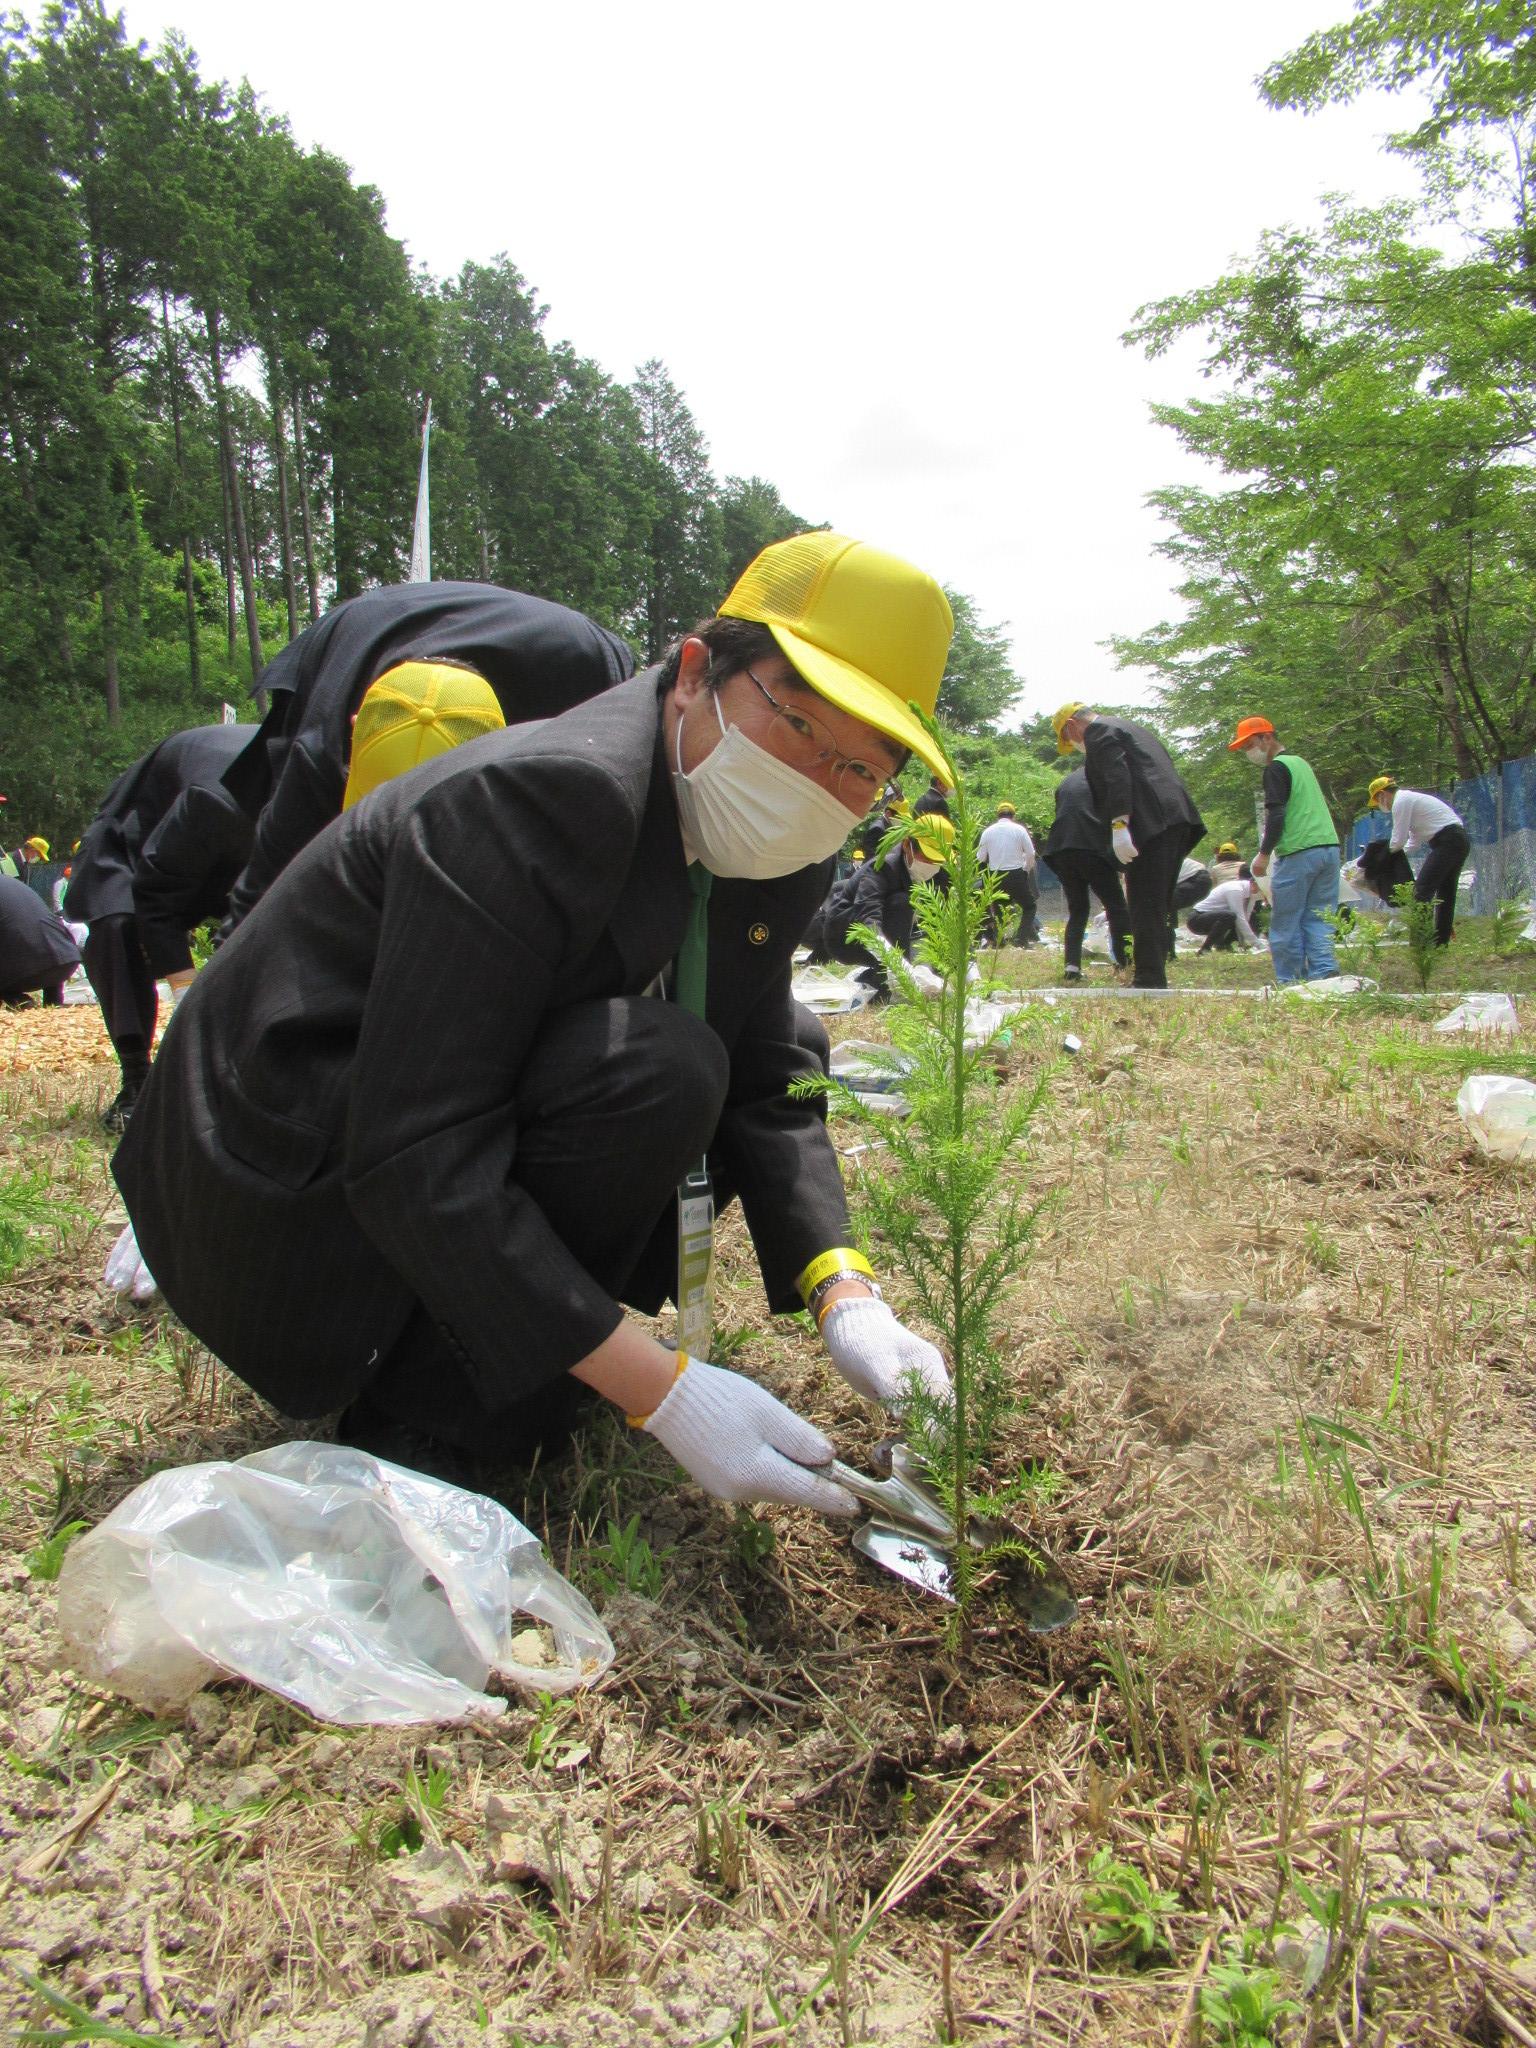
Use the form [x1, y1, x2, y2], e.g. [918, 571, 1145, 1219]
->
[1394, 883, 1445, 991]
[796, 711, 1055, 1622]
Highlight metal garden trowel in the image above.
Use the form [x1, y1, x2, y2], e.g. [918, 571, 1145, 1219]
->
[823, 1442, 1078, 1634]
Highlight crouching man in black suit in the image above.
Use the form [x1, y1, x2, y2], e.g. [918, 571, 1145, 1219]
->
[114, 535, 955, 1519]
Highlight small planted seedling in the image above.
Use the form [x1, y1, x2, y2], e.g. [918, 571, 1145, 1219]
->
[1393, 882, 1444, 991]
[797, 712, 1057, 1627]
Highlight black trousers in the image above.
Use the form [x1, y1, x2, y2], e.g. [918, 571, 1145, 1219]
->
[366, 995, 832, 1461]
[1186, 908, 1237, 951]
[1126, 825, 1198, 987]
[82, 915, 157, 1082]
[985, 868, 1039, 945]
[1051, 850, 1130, 969]
[1414, 825, 1470, 944]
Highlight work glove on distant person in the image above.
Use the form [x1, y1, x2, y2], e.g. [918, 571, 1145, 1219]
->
[104, 1221, 159, 1303]
[1111, 823, 1138, 865]
[642, 1358, 856, 1514]
[821, 1298, 951, 1411]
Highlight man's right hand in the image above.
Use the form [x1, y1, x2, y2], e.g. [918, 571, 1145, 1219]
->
[643, 1359, 857, 1515]
[1111, 823, 1138, 865]
[1250, 850, 1270, 878]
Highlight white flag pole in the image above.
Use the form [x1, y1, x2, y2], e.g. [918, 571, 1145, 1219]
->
[408, 399, 432, 582]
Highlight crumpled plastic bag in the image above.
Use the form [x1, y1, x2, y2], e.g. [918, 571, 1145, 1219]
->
[104, 1220, 159, 1302]
[1435, 993, 1518, 1036]
[829, 1040, 913, 1116]
[57, 1442, 614, 1725]
[791, 967, 876, 1015]
[1281, 974, 1379, 999]
[1456, 1074, 1536, 1163]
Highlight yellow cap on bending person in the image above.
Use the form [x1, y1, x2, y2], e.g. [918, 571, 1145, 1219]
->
[719, 532, 954, 786]
[342, 662, 506, 810]
[912, 813, 956, 864]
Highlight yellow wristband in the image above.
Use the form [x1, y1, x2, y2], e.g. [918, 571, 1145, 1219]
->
[627, 1350, 689, 1429]
[795, 1247, 875, 1303]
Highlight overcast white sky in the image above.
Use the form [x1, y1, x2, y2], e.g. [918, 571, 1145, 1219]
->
[118, 0, 1427, 718]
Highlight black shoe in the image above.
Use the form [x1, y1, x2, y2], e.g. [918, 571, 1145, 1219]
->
[100, 1086, 140, 1135]
[1063, 966, 1083, 983]
[335, 1399, 480, 1490]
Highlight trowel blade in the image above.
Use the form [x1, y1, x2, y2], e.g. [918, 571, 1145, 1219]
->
[851, 1518, 1081, 1634]
[852, 1519, 955, 1602]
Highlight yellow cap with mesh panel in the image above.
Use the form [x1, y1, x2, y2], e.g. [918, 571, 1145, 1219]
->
[912, 813, 956, 864]
[996, 801, 1016, 816]
[1367, 775, 1396, 803]
[342, 662, 506, 810]
[718, 533, 954, 784]
[22, 836, 49, 859]
[1051, 703, 1088, 754]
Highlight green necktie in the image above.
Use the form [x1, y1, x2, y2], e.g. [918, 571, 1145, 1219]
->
[675, 861, 712, 1019]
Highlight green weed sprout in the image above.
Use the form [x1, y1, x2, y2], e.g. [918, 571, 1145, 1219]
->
[794, 711, 1055, 1622]
[1199, 1948, 1301, 2046]
[1081, 1846, 1178, 1964]
[1392, 882, 1443, 991]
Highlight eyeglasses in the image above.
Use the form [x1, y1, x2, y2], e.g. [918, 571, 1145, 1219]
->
[741, 669, 891, 809]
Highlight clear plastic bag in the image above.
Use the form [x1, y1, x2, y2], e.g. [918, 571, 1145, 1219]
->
[1282, 974, 1379, 999]
[791, 966, 876, 1015]
[57, 1442, 613, 1725]
[1435, 993, 1518, 1035]
[1456, 1074, 1536, 1163]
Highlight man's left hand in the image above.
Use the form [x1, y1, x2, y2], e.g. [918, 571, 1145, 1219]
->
[821, 1298, 950, 1410]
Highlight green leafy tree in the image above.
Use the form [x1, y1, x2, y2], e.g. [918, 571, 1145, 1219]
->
[632, 358, 726, 658]
[938, 589, 1026, 733]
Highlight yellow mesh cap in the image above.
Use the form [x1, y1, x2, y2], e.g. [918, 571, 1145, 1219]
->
[1051, 702, 1088, 754]
[343, 662, 506, 810]
[1367, 775, 1396, 803]
[22, 836, 49, 859]
[719, 532, 954, 783]
[912, 814, 956, 864]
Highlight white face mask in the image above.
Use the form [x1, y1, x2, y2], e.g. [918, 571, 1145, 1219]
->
[1242, 744, 1270, 764]
[673, 693, 857, 879]
[908, 855, 941, 882]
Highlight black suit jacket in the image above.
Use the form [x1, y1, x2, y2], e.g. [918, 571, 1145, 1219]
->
[1042, 766, 1110, 860]
[1080, 717, 1205, 848]
[63, 725, 259, 934]
[0, 875, 80, 989]
[221, 582, 636, 931]
[115, 673, 849, 1419]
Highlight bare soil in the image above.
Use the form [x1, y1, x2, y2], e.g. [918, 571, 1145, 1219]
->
[1, 959, 1534, 2047]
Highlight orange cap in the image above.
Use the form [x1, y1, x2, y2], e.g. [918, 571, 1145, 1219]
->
[1228, 716, 1276, 752]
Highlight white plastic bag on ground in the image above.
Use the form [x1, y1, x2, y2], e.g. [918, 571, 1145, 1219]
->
[1082, 912, 1117, 960]
[829, 1040, 913, 1116]
[57, 1441, 613, 1724]
[103, 1220, 159, 1302]
[1283, 975, 1379, 999]
[1435, 993, 1518, 1036]
[1456, 1075, 1536, 1163]
[791, 967, 875, 1015]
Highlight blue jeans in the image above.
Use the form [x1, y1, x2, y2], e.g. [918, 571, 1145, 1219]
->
[1268, 844, 1340, 984]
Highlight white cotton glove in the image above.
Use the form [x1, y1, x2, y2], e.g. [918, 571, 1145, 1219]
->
[643, 1359, 856, 1515]
[104, 1221, 159, 1303]
[1112, 823, 1138, 865]
[821, 1297, 951, 1411]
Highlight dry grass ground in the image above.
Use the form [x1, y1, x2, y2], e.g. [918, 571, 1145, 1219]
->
[1, 932, 1535, 2048]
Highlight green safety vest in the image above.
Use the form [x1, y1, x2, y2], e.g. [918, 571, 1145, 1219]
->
[1273, 754, 1337, 856]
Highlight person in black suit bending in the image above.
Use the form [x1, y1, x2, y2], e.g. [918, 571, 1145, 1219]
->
[115, 535, 955, 1520]
[1050, 703, 1205, 989]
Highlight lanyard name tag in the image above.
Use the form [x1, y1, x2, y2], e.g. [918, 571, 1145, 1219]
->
[676, 1163, 715, 1363]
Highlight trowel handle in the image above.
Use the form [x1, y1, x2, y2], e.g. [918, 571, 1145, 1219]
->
[820, 1460, 956, 1545]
